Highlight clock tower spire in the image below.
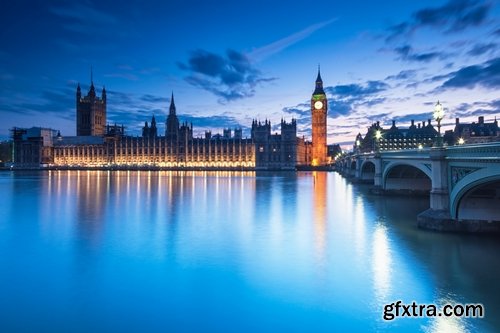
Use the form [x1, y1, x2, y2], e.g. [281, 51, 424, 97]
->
[311, 66, 328, 166]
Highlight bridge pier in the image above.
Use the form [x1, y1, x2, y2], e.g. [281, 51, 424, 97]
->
[417, 209, 500, 233]
[417, 147, 500, 233]
[371, 154, 383, 193]
[418, 148, 453, 230]
[429, 148, 449, 211]
[338, 143, 500, 233]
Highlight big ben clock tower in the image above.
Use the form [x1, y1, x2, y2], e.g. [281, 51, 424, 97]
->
[311, 67, 327, 166]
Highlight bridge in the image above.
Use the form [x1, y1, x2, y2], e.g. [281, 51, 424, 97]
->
[336, 142, 500, 232]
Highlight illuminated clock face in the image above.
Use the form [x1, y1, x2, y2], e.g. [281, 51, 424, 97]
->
[314, 101, 323, 110]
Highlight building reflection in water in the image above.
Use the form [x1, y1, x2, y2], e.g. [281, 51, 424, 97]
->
[3, 171, 495, 332]
[372, 224, 391, 304]
[46, 171, 106, 248]
[74, 171, 106, 248]
[312, 172, 327, 270]
[352, 197, 367, 262]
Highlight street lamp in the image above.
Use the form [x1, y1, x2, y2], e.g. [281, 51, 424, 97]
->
[458, 137, 465, 145]
[374, 129, 382, 152]
[433, 100, 445, 147]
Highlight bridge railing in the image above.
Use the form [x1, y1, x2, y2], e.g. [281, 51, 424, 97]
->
[444, 142, 500, 158]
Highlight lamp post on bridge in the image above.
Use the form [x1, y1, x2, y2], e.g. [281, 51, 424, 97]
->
[355, 139, 361, 153]
[372, 129, 383, 192]
[375, 129, 382, 153]
[433, 100, 445, 147]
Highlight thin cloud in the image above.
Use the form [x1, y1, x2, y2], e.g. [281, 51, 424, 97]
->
[452, 99, 500, 118]
[467, 42, 498, 56]
[385, 70, 417, 81]
[326, 80, 390, 96]
[386, 0, 492, 42]
[104, 73, 139, 81]
[393, 45, 452, 63]
[414, 0, 491, 32]
[248, 17, 337, 62]
[50, 3, 117, 24]
[49, 2, 118, 35]
[141, 94, 169, 103]
[104, 65, 162, 82]
[438, 57, 500, 90]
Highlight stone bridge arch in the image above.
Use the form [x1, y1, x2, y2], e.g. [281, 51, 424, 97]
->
[382, 161, 432, 191]
[347, 159, 357, 177]
[450, 166, 500, 221]
[360, 159, 376, 183]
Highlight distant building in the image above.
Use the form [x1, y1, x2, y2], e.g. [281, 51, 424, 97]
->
[142, 115, 158, 139]
[354, 119, 437, 153]
[13, 70, 344, 169]
[327, 144, 342, 161]
[11, 127, 58, 167]
[444, 116, 499, 145]
[13, 93, 312, 170]
[252, 119, 310, 170]
[0, 140, 13, 165]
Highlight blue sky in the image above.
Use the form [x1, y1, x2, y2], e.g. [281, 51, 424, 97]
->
[1, 0, 499, 146]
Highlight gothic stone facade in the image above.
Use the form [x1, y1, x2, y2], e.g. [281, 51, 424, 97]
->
[76, 81, 106, 136]
[251, 119, 310, 170]
[13, 80, 311, 169]
[311, 69, 328, 166]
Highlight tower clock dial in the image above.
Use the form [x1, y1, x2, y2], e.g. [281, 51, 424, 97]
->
[314, 101, 323, 110]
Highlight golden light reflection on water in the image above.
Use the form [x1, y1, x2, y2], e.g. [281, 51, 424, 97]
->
[47, 170, 108, 249]
[46, 170, 259, 256]
[312, 172, 327, 267]
[4, 171, 495, 332]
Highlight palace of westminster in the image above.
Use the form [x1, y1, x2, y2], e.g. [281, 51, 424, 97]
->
[11, 69, 499, 169]
[12, 70, 331, 169]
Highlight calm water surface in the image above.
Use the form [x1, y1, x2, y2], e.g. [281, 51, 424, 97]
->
[0, 171, 499, 332]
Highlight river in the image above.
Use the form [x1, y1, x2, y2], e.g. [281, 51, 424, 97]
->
[0, 170, 498, 332]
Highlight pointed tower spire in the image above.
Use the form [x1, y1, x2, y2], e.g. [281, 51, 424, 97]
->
[316, 64, 322, 83]
[76, 82, 81, 103]
[88, 65, 96, 98]
[166, 91, 179, 138]
[169, 91, 176, 115]
[313, 65, 325, 95]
